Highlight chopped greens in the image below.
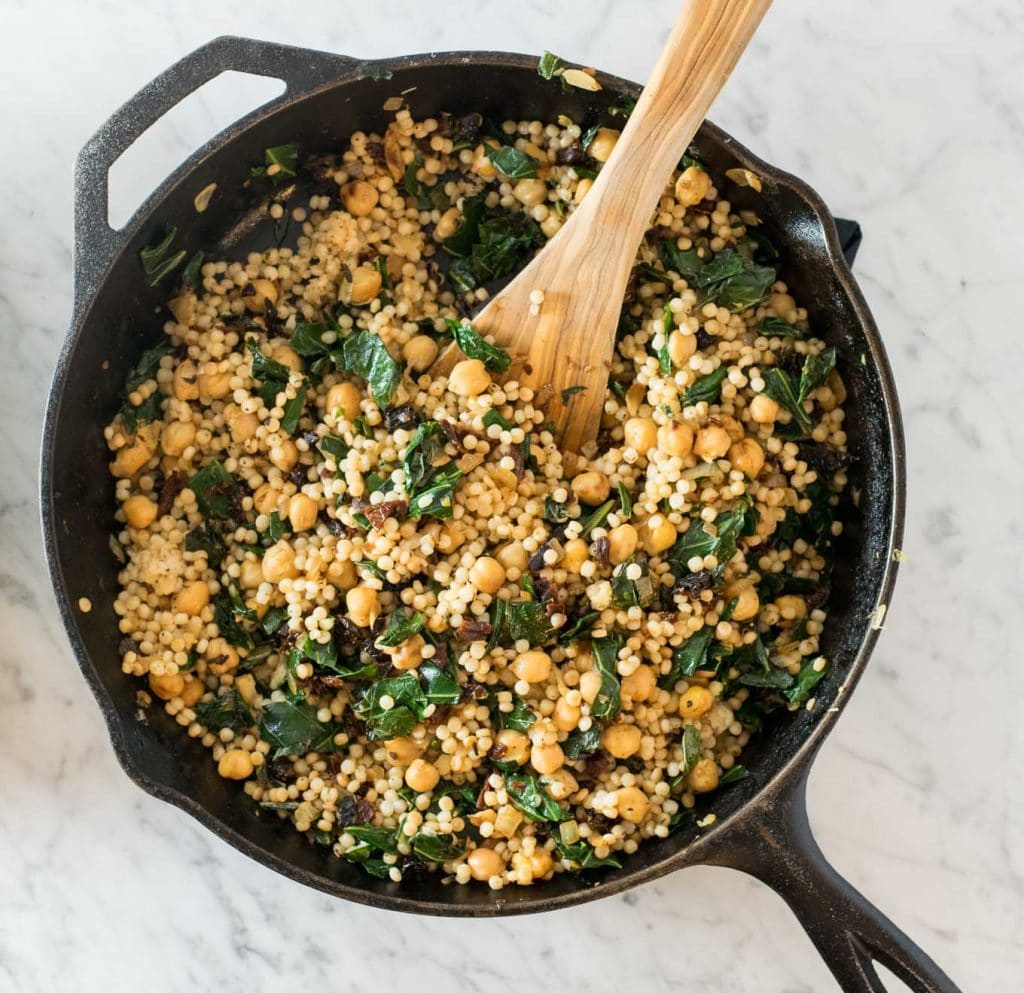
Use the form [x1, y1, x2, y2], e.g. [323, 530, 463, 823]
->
[660, 627, 714, 689]
[505, 599, 552, 647]
[118, 341, 173, 432]
[339, 328, 402, 408]
[259, 696, 341, 758]
[764, 347, 837, 435]
[505, 772, 568, 823]
[485, 145, 538, 179]
[610, 558, 656, 610]
[537, 51, 566, 80]
[667, 507, 747, 577]
[445, 318, 512, 373]
[590, 636, 622, 719]
[195, 689, 252, 733]
[375, 609, 426, 648]
[188, 461, 239, 519]
[140, 226, 186, 287]
[680, 367, 728, 407]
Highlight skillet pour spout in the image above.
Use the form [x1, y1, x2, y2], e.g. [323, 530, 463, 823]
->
[41, 35, 960, 993]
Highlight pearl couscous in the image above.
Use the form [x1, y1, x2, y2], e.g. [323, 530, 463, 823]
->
[106, 96, 847, 887]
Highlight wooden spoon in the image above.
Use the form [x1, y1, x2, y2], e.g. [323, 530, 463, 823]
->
[434, 0, 772, 451]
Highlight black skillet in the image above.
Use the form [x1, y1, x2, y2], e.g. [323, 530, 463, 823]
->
[41, 37, 961, 993]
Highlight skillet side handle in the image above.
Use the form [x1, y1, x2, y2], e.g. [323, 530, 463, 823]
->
[73, 36, 361, 314]
[704, 768, 962, 993]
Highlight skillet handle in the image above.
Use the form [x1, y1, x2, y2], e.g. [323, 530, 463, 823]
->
[704, 765, 962, 993]
[73, 35, 361, 313]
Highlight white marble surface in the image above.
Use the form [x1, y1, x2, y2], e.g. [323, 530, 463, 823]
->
[2, 0, 1022, 990]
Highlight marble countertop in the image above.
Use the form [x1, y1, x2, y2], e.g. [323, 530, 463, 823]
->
[2, 0, 1022, 989]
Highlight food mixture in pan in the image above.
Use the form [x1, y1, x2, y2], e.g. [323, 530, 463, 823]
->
[105, 67, 849, 887]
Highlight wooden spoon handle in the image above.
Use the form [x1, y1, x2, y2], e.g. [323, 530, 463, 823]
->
[580, 0, 772, 251]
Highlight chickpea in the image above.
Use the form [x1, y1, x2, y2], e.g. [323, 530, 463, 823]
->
[439, 520, 466, 553]
[730, 585, 760, 622]
[384, 737, 422, 766]
[269, 438, 299, 472]
[348, 266, 382, 305]
[270, 344, 303, 373]
[496, 542, 529, 572]
[553, 696, 581, 732]
[588, 128, 620, 163]
[669, 330, 697, 366]
[770, 291, 796, 316]
[218, 748, 254, 780]
[405, 758, 441, 792]
[235, 675, 258, 705]
[342, 179, 379, 217]
[687, 757, 720, 793]
[471, 142, 499, 178]
[513, 650, 552, 684]
[601, 722, 642, 759]
[388, 633, 425, 671]
[173, 360, 200, 401]
[574, 178, 594, 203]
[161, 420, 196, 457]
[467, 847, 504, 881]
[621, 665, 656, 703]
[579, 669, 603, 705]
[658, 420, 694, 457]
[123, 494, 157, 528]
[327, 558, 357, 590]
[642, 516, 677, 554]
[749, 393, 780, 424]
[197, 370, 232, 402]
[529, 847, 554, 879]
[244, 278, 278, 313]
[239, 559, 263, 590]
[175, 580, 210, 617]
[624, 417, 657, 453]
[694, 424, 731, 461]
[560, 538, 589, 573]
[149, 672, 184, 701]
[288, 493, 318, 532]
[326, 381, 362, 420]
[470, 556, 506, 594]
[433, 207, 462, 242]
[402, 334, 439, 372]
[775, 595, 808, 620]
[513, 178, 547, 206]
[571, 470, 610, 505]
[252, 483, 281, 516]
[180, 677, 205, 707]
[262, 541, 299, 583]
[494, 728, 531, 765]
[616, 786, 649, 824]
[729, 438, 765, 478]
[346, 585, 379, 627]
[225, 404, 259, 443]
[675, 165, 711, 207]
[530, 741, 564, 775]
[110, 433, 154, 478]
[607, 524, 639, 565]
[679, 685, 714, 719]
[448, 359, 491, 398]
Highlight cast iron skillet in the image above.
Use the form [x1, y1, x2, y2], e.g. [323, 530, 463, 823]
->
[42, 37, 961, 993]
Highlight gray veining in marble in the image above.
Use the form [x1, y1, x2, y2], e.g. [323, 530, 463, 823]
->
[2, 0, 1022, 990]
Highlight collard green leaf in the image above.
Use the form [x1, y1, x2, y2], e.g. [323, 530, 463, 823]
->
[537, 51, 566, 80]
[442, 193, 487, 258]
[259, 696, 341, 757]
[412, 833, 464, 862]
[195, 689, 252, 733]
[140, 226, 186, 287]
[496, 692, 536, 732]
[420, 662, 461, 706]
[340, 329, 401, 408]
[681, 724, 702, 776]
[119, 341, 173, 432]
[445, 318, 512, 373]
[264, 143, 299, 177]
[505, 599, 552, 647]
[667, 508, 746, 576]
[610, 559, 656, 610]
[659, 627, 714, 689]
[213, 590, 254, 649]
[783, 657, 827, 706]
[505, 773, 568, 823]
[579, 499, 614, 538]
[562, 725, 601, 761]
[719, 765, 749, 785]
[482, 408, 515, 431]
[376, 610, 426, 649]
[758, 316, 805, 338]
[680, 368, 728, 407]
[554, 837, 622, 871]
[188, 461, 238, 519]
[799, 347, 837, 400]
[764, 367, 810, 434]
[590, 636, 622, 719]
[443, 202, 542, 292]
[184, 522, 225, 567]
[557, 611, 600, 646]
[485, 146, 538, 179]
[352, 673, 422, 740]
